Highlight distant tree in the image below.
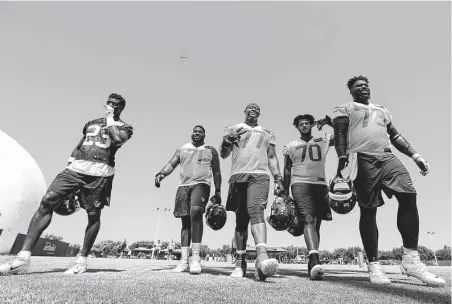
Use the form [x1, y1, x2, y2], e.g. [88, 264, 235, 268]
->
[436, 246, 451, 261]
[319, 250, 333, 261]
[417, 245, 435, 262]
[199, 245, 210, 258]
[220, 245, 232, 256]
[44, 234, 64, 241]
[391, 246, 404, 261]
[333, 248, 347, 260]
[282, 245, 297, 259]
[130, 241, 154, 249]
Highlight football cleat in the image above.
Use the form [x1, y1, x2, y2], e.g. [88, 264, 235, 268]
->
[64, 257, 87, 275]
[230, 258, 247, 278]
[0, 253, 30, 275]
[172, 261, 189, 273]
[328, 175, 357, 215]
[205, 202, 227, 231]
[308, 253, 324, 280]
[400, 254, 445, 286]
[54, 191, 82, 216]
[368, 262, 391, 284]
[267, 194, 296, 231]
[189, 257, 202, 275]
[254, 253, 279, 281]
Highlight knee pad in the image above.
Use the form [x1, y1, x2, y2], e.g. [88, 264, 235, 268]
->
[248, 204, 265, 225]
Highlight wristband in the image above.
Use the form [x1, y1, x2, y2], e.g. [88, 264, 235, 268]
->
[411, 153, 420, 161]
[338, 156, 348, 160]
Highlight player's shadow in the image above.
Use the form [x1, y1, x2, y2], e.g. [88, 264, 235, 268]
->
[29, 268, 125, 274]
[277, 268, 450, 304]
[200, 266, 282, 283]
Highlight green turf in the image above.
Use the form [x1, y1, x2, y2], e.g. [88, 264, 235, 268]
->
[0, 256, 450, 304]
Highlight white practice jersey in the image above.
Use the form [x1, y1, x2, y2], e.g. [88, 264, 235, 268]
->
[283, 134, 333, 186]
[332, 101, 393, 155]
[177, 143, 213, 187]
[225, 123, 276, 177]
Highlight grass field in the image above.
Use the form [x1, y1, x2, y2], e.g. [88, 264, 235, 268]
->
[0, 256, 450, 304]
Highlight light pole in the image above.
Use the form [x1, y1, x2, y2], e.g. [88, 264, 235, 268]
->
[427, 231, 439, 266]
[151, 207, 171, 259]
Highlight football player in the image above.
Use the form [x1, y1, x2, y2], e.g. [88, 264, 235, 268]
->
[0, 93, 133, 275]
[325, 75, 445, 286]
[220, 103, 284, 281]
[283, 114, 333, 280]
[155, 125, 222, 274]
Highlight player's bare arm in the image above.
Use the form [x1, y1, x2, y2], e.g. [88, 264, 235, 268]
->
[68, 136, 86, 165]
[210, 147, 222, 204]
[267, 144, 284, 194]
[332, 116, 349, 176]
[283, 155, 292, 196]
[155, 149, 181, 188]
[387, 122, 430, 175]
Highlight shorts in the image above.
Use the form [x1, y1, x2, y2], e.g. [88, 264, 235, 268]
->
[291, 183, 332, 221]
[225, 174, 270, 216]
[48, 168, 113, 211]
[354, 153, 417, 208]
[173, 183, 210, 218]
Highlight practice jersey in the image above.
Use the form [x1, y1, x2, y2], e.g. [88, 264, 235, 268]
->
[225, 123, 276, 178]
[283, 134, 333, 186]
[331, 101, 392, 155]
[67, 118, 133, 177]
[177, 143, 214, 187]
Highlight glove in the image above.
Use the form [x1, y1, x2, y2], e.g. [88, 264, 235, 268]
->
[413, 154, 431, 176]
[104, 104, 115, 118]
[154, 173, 165, 188]
[336, 156, 348, 178]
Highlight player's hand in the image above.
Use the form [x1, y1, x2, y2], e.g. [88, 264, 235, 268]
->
[207, 192, 222, 211]
[274, 180, 285, 196]
[315, 115, 332, 131]
[225, 127, 248, 145]
[336, 156, 348, 178]
[414, 156, 431, 176]
[154, 173, 165, 188]
[104, 104, 115, 118]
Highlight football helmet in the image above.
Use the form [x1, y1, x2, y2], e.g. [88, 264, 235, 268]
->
[328, 175, 356, 214]
[287, 210, 304, 237]
[205, 202, 227, 231]
[267, 195, 296, 231]
[54, 191, 82, 216]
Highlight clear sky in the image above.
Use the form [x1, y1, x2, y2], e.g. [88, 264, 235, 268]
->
[0, 1, 450, 251]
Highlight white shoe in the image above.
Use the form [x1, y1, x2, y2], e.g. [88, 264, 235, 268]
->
[368, 262, 391, 284]
[65, 257, 87, 275]
[401, 254, 445, 286]
[172, 261, 189, 273]
[0, 253, 30, 275]
[189, 256, 201, 274]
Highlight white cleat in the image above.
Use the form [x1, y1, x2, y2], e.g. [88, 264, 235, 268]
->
[189, 257, 202, 275]
[64, 257, 87, 275]
[401, 254, 446, 286]
[368, 262, 391, 284]
[0, 255, 30, 275]
[230, 267, 245, 278]
[172, 261, 189, 273]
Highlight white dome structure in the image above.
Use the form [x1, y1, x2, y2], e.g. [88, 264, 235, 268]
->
[0, 130, 47, 254]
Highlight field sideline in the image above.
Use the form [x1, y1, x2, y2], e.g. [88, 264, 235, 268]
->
[0, 256, 450, 304]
